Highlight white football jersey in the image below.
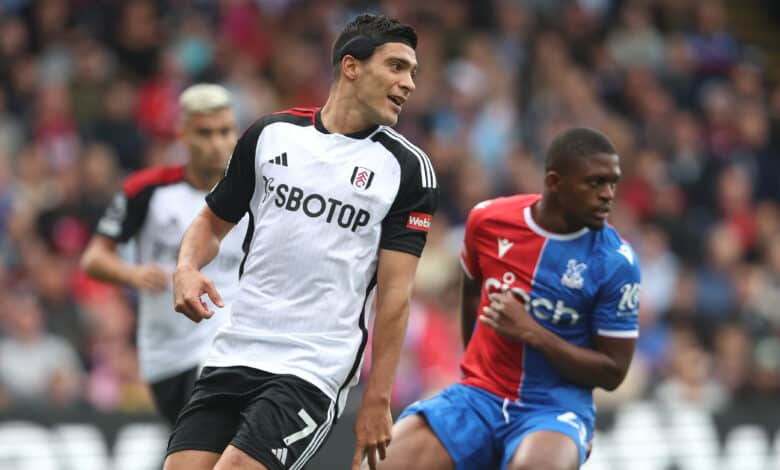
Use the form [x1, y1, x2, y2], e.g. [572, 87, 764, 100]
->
[97, 165, 247, 382]
[205, 108, 438, 415]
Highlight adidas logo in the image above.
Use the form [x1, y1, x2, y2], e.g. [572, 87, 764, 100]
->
[271, 447, 288, 465]
[268, 152, 288, 166]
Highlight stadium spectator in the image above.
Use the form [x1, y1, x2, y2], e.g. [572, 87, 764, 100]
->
[0, 291, 84, 407]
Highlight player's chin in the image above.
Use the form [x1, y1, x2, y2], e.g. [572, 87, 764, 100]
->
[378, 111, 399, 126]
[584, 209, 610, 230]
[585, 217, 607, 230]
[375, 104, 401, 126]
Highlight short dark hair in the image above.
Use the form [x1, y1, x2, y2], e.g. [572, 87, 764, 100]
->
[331, 14, 417, 68]
[545, 128, 617, 173]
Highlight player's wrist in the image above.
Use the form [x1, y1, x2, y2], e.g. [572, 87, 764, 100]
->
[362, 389, 391, 407]
[525, 324, 554, 350]
[126, 265, 144, 288]
[174, 263, 199, 274]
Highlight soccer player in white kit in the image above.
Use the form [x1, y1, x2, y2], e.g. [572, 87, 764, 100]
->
[164, 14, 438, 470]
[81, 84, 247, 425]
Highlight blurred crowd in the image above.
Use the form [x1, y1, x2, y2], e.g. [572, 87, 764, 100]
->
[0, 0, 779, 419]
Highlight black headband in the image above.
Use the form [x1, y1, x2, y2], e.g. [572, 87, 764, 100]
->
[332, 34, 416, 65]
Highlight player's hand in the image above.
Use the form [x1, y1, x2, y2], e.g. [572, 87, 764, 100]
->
[172, 266, 224, 323]
[351, 398, 392, 470]
[130, 264, 169, 292]
[480, 290, 538, 342]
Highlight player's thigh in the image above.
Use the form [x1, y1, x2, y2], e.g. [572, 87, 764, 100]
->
[166, 367, 245, 458]
[163, 449, 220, 470]
[507, 431, 579, 470]
[375, 414, 453, 470]
[231, 374, 336, 470]
[384, 384, 501, 470]
[214, 445, 270, 470]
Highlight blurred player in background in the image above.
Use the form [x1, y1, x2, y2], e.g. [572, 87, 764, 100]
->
[164, 13, 438, 470]
[377, 128, 641, 470]
[80, 84, 246, 425]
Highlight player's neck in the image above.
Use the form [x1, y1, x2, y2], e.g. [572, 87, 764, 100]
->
[320, 93, 374, 135]
[184, 165, 219, 191]
[533, 199, 584, 234]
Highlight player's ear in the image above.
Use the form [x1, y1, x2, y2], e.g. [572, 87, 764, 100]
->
[341, 55, 361, 81]
[545, 171, 561, 192]
[177, 114, 189, 140]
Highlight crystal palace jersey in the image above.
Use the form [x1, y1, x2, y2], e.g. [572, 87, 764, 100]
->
[459, 194, 640, 421]
[97, 165, 247, 382]
[204, 108, 438, 414]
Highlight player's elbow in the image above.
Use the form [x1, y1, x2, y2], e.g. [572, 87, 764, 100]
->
[599, 367, 628, 391]
[600, 379, 621, 392]
[80, 247, 98, 276]
[80, 239, 107, 277]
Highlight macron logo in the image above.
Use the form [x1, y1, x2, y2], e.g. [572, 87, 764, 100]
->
[498, 238, 513, 258]
[617, 244, 634, 265]
[406, 212, 432, 232]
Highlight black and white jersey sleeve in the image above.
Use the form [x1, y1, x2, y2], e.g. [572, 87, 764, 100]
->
[206, 121, 263, 223]
[96, 165, 186, 242]
[372, 129, 439, 256]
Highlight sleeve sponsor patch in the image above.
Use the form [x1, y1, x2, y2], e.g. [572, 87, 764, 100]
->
[406, 212, 432, 232]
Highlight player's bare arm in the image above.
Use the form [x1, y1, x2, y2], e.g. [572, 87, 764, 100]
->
[173, 206, 235, 323]
[460, 271, 482, 348]
[352, 249, 420, 470]
[481, 291, 635, 391]
[81, 235, 169, 292]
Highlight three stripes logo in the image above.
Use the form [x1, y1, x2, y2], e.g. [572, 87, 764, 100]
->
[268, 152, 289, 166]
[271, 447, 288, 465]
[350, 166, 375, 191]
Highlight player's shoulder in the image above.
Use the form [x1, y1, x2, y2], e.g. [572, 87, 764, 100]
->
[468, 194, 540, 222]
[371, 126, 436, 189]
[372, 126, 426, 157]
[234, 108, 318, 149]
[268, 107, 318, 126]
[122, 165, 186, 198]
[595, 227, 640, 277]
[247, 107, 318, 135]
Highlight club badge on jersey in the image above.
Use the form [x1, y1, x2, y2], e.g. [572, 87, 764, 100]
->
[351, 166, 375, 191]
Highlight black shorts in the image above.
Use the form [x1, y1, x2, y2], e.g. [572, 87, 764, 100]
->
[150, 366, 199, 426]
[166, 366, 336, 470]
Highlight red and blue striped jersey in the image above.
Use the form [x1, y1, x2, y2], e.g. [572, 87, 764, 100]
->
[459, 194, 640, 419]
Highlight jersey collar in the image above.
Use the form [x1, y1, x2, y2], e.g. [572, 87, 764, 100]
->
[523, 206, 589, 241]
[314, 109, 379, 139]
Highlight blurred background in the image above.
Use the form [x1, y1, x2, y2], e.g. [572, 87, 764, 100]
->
[0, 0, 779, 468]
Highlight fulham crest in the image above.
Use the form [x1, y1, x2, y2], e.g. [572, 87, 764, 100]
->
[351, 166, 375, 191]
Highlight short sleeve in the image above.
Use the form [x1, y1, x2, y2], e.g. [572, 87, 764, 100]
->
[592, 244, 641, 338]
[379, 180, 438, 257]
[95, 165, 185, 242]
[96, 191, 141, 242]
[206, 121, 262, 223]
[374, 131, 438, 257]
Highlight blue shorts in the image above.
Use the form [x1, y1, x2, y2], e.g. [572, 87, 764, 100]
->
[399, 384, 592, 470]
